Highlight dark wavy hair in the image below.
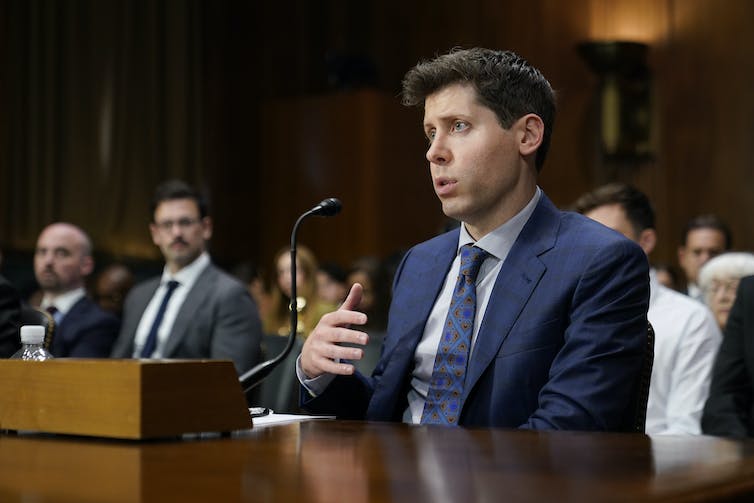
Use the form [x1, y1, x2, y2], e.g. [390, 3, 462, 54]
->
[401, 47, 556, 171]
[150, 179, 209, 221]
[572, 183, 655, 238]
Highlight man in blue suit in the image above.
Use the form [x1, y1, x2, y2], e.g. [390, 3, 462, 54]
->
[298, 48, 650, 430]
[34, 223, 120, 357]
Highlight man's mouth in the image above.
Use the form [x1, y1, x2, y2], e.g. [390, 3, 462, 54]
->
[435, 177, 457, 194]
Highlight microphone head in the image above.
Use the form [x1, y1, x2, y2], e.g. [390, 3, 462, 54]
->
[311, 198, 342, 217]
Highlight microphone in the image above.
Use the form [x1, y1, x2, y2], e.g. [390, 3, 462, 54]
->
[239, 198, 343, 397]
[309, 197, 342, 217]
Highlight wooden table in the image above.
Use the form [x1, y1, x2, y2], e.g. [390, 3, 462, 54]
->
[1, 420, 754, 502]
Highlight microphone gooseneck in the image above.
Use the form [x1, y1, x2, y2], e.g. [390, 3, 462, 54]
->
[239, 198, 343, 397]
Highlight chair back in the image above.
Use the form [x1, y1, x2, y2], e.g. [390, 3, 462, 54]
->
[251, 334, 305, 413]
[631, 322, 654, 433]
[19, 305, 55, 350]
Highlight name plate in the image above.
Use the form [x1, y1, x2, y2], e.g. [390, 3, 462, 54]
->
[0, 359, 251, 439]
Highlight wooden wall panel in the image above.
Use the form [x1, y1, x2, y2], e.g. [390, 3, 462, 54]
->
[660, 0, 754, 258]
[251, 0, 754, 271]
[5, 0, 754, 284]
[258, 91, 436, 272]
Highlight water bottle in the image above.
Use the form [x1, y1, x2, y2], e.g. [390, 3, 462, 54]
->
[10, 325, 54, 361]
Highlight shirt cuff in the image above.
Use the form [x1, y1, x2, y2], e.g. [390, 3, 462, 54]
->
[295, 354, 336, 397]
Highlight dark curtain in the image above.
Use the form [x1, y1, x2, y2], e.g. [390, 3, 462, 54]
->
[1, 0, 205, 259]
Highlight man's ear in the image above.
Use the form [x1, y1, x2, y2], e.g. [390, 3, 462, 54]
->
[201, 216, 213, 241]
[638, 228, 657, 255]
[149, 223, 160, 246]
[518, 114, 544, 157]
[677, 245, 688, 267]
[80, 254, 95, 277]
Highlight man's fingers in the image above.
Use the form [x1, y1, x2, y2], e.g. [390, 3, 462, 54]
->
[312, 357, 356, 376]
[323, 306, 367, 328]
[300, 285, 368, 379]
[341, 283, 364, 311]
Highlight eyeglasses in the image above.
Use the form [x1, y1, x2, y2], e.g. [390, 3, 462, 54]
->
[154, 218, 201, 232]
[707, 279, 740, 297]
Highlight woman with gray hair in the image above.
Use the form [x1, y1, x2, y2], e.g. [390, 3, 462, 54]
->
[698, 252, 754, 330]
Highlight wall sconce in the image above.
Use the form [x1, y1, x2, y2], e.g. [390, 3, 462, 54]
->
[577, 41, 653, 161]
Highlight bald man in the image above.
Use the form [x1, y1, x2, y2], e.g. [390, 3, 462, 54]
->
[34, 223, 120, 357]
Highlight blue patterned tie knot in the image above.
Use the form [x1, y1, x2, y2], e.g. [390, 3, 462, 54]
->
[421, 244, 489, 425]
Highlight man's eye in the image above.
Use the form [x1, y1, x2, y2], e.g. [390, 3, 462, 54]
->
[426, 130, 436, 143]
[453, 121, 468, 132]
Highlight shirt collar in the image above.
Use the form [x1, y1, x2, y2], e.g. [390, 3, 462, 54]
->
[40, 287, 86, 315]
[160, 252, 210, 290]
[457, 186, 542, 259]
[648, 268, 660, 306]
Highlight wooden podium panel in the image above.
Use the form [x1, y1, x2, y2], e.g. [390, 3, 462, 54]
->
[0, 359, 251, 439]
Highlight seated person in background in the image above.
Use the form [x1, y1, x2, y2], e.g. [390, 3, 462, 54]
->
[230, 260, 271, 321]
[93, 263, 134, 318]
[110, 180, 262, 375]
[344, 256, 392, 376]
[346, 256, 390, 334]
[316, 262, 348, 306]
[34, 223, 120, 357]
[678, 215, 732, 302]
[653, 262, 680, 291]
[575, 183, 722, 435]
[698, 252, 754, 331]
[264, 245, 335, 337]
[0, 274, 22, 357]
[703, 275, 754, 437]
[298, 47, 650, 430]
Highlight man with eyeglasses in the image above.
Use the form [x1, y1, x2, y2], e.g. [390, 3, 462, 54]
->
[110, 180, 262, 376]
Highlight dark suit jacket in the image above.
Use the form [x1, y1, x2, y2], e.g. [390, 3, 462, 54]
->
[50, 296, 120, 357]
[303, 194, 650, 431]
[110, 263, 262, 375]
[702, 275, 754, 437]
[0, 275, 22, 357]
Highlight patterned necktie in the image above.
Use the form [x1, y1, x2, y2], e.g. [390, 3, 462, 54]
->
[140, 280, 180, 358]
[421, 244, 489, 426]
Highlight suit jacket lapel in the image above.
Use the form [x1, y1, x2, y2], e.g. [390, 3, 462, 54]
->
[368, 230, 458, 419]
[392, 232, 458, 357]
[463, 195, 559, 397]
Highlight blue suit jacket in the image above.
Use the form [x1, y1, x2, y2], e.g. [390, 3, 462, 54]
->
[51, 296, 121, 357]
[303, 194, 650, 431]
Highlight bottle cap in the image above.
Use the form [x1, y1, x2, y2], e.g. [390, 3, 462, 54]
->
[20, 325, 46, 345]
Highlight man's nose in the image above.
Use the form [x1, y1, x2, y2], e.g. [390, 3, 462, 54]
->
[426, 136, 450, 165]
[169, 225, 184, 238]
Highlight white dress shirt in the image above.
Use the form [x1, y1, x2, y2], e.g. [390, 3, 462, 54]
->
[40, 287, 86, 324]
[686, 283, 704, 303]
[646, 269, 722, 435]
[131, 252, 210, 358]
[402, 188, 541, 423]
